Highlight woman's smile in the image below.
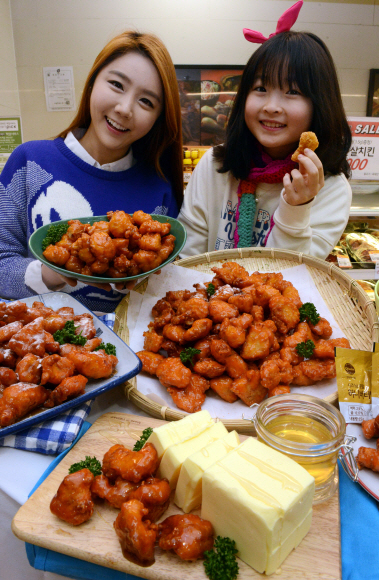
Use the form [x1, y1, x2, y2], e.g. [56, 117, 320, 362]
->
[105, 116, 130, 133]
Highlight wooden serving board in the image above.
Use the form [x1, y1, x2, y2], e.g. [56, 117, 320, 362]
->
[12, 412, 341, 580]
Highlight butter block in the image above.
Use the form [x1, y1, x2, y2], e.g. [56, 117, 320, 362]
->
[158, 421, 228, 488]
[201, 437, 315, 575]
[147, 410, 213, 460]
[174, 430, 241, 512]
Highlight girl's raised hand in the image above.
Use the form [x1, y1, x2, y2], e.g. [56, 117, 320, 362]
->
[283, 149, 324, 206]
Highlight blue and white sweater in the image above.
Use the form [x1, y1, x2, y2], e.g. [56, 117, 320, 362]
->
[0, 138, 178, 313]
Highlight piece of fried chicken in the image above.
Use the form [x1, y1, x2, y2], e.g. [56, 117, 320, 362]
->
[102, 443, 159, 483]
[44, 374, 88, 408]
[0, 383, 49, 427]
[166, 374, 210, 413]
[291, 131, 319, 162]
[50, 468, 94, 525]
[114, 499, 158, 566]
[91, 475, 139, 509]
[65, 349, 118, 379]
[158, 514, 214, 561]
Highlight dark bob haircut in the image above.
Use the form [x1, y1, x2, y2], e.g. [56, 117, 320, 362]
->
[214, 31, 351, 180]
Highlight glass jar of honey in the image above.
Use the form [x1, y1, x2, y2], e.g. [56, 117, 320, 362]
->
[254, 394, 348, 504]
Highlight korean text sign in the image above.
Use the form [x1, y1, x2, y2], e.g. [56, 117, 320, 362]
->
[348, 117, 379, 180]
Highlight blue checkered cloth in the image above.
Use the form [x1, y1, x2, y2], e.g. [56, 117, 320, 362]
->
[0, 313, 116, 455]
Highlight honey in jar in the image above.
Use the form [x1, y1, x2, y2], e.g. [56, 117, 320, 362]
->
[254, 394, 346, 503]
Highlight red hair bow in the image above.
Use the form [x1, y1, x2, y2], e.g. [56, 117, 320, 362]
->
[243, 0, 303, 44]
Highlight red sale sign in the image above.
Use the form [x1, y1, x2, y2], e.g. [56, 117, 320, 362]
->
[347, 117, 379, 180]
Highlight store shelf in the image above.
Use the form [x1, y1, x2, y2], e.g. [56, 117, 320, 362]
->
[350, 193, 379, 217]
[341, 269, 377, 280]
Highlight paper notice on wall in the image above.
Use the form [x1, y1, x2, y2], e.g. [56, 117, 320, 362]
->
[0, 117, 22, 173]
[348, 117, 379, 180]
[43, 66, 76, 112]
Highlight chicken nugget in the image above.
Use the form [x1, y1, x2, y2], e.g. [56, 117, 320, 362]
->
[291, 131, 319, 162]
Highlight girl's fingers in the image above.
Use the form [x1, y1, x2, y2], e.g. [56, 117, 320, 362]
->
[115, 282, 126, 291]
[61, 275, 77, 287]
[304, 148, 322, 168]
[301, 149, 325, 187]
[125, 280, 137, 290]
[61, 275, 111, 292]
[90, 282, 112, 291]
[297, 154, 324, 192]
[290, 170, 308, 197]
[284, 169, 314, 206]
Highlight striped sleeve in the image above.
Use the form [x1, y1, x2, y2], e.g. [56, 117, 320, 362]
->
[0, 153, 35, 298]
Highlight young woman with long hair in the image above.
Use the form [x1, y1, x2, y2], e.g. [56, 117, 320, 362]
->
[0, 30, 183, 312]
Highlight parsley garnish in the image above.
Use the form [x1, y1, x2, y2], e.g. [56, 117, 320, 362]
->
[68, 456, 102, 477]
[299, 302, 320, 326]
[133, 427, 153, 451]
[94, 342, 117, 356]
[180, 347, 201, 368]
[42, 222, 69, 251]
[204, 536, 239, 580]
[207, 283, 216, 297]
[53, 320, 87, 346]
[296, 339, 315, 358]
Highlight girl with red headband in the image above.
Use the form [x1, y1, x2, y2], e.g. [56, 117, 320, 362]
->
[179, 1, 352, 259]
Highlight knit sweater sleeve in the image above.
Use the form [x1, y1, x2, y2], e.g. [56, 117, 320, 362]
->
[266, 174, 352, 260]
[0, 147, 36, 299]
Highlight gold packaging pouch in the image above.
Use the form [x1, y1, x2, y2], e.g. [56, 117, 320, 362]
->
[372, 343, 379, 417]
[335, 347, 372, 424]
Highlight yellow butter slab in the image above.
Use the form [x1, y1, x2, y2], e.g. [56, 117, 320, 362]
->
[158, 421, 228, 488]
[147, 410, 213, 460]
[201, 437, 315, 575]
[174, 430, 240, 512]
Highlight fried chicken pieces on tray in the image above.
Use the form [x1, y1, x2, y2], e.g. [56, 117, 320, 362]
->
[50, 442, 214, 568]
[356, 414, 379, 474]
[42, 211, 176, 279]
[0, 301, 118, 427]
[137, 261, 350, 413]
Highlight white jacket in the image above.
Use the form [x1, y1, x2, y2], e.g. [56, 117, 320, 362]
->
[178, 148, 352, 260]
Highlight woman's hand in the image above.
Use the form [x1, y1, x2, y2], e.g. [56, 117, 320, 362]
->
[41, 264, 113, 292]
[42, 266, 161, 293]
[283, 149, 324, 206]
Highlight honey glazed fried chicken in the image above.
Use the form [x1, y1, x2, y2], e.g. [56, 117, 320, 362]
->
[0, 300, 118, 428]
[356, 414, 379, 474]
[50, 468, 95, 526]
[42, 211, 176, 279]
[137, 261, 350, 412]
[49, 438, 217, 569]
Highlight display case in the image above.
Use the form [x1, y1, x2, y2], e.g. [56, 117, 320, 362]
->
[330, 181, 379, 287]
[322, 116, 379, 290]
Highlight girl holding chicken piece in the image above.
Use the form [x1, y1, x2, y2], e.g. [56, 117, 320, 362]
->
[179, 0, 352, 260]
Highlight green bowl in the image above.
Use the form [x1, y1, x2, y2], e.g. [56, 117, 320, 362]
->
[375, 280, 379, 316]
[29, 214, 187, 284]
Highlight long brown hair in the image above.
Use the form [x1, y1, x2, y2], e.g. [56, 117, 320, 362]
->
[214, 31, 351, 180]
[58, 30, 183, 208]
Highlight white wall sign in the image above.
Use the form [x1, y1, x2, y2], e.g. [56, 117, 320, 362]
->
[347, 117, 379, 180]
[0, 116, 22, 173]
[43, 66, 76, 112]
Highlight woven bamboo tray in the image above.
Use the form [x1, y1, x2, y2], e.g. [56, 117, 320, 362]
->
[114, 248, 379, 434]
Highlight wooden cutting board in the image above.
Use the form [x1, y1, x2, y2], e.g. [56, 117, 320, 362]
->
[12, 412, 341, 580]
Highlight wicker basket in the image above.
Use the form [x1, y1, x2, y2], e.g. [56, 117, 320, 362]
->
[114, 248, 379, 435]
